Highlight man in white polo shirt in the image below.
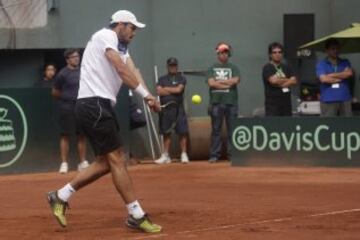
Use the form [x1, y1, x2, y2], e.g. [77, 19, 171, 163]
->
[47, 10, 162, 233]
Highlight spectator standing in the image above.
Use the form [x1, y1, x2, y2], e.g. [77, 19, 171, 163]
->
[262, 42, 297, 116]
[207, 42, 240, 163]
[52, 49, 89, 173]
[316, 39, 354, 116]
[35, 63, 57, 88]
[155, 57, 189, 164]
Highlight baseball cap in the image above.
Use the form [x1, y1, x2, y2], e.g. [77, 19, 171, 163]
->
[167, 57, 178, 65]
[216, 43, 230, 53]
[110, 10, 146, 28]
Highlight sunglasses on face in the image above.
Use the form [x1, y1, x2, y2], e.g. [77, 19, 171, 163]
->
[272, 51, 282, 54]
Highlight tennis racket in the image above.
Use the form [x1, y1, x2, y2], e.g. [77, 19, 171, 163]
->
[159, 101, 179, 134]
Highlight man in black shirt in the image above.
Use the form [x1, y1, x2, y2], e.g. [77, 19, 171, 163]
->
[262, 42, 297, 116]
[52, 49, 89, 173]
[155, 58, 189, 164]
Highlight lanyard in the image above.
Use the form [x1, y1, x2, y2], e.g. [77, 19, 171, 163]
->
[333, 64, 338, 73]
[327, 58, 338, 73]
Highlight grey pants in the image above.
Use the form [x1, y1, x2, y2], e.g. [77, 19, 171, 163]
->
[209, 104, 238, 160]
[320, 101, 352, 117]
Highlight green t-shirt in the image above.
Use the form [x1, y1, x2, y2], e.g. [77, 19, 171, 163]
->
[207, 62, 240, 105]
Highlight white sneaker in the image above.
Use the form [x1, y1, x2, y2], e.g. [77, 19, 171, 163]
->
[181, 152, 189, 164]
[59, 162, 69, 174]
[154, 154, 171, 164]
[78, 160, 90, 172]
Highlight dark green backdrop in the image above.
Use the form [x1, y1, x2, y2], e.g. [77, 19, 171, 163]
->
[231, 117, 360, 167]
[0, 87, 129, 174]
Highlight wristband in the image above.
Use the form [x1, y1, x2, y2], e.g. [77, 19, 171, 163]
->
[134, 84, 150, 98]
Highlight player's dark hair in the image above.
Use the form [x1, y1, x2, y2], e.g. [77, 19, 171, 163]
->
[109, 22, 118, 29]
[64, 48, 79, 59]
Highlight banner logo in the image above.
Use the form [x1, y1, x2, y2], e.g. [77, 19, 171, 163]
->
[0, 95, 28, 168]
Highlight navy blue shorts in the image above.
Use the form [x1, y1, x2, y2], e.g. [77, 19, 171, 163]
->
[76, 97, 122, 156]
[159, 105, 188, 135]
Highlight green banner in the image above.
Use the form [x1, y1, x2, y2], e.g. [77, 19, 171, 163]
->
[231, 117, 360, 166]
[0, 88, 129, 174]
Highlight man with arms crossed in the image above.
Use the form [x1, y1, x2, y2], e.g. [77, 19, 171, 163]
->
[47, 10, 162, 233]
[155, 57, 189, 164]
[262, 42, 297, 116]
[316, 39, 354, 116]
[207, 42, 240, 163]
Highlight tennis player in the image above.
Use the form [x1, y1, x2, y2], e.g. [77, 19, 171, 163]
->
[47, 10, 162, 233]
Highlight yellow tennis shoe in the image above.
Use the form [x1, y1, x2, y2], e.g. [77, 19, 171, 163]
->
[47, 191, 69, 227]
[126, 214, 162, 233]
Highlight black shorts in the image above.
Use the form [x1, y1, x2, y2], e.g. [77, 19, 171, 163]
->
[76, 97, 122, 156]
[159, 105, 189, 135]
[58, 101, 83, 136]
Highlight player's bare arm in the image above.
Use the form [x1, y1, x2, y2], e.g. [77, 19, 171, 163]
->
[105, 48, 140, 89]
[126, 57, 151, 91]
[126, 57, 160, 111]
[106, 49, 160, 111]
[132, 68, 160, 111]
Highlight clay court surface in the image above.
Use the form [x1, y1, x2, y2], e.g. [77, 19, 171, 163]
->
[1, 162, 360, 240]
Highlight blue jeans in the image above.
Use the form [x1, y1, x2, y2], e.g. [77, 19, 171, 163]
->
[209, 104, 238, 159]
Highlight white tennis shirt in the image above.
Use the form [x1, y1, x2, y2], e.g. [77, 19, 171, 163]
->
[78, 28, 129, 105]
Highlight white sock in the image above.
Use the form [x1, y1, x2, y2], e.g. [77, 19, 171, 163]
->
[57, 183, 76, 202]
[163, 152, 169, 157]
[126, 200, 145, 219]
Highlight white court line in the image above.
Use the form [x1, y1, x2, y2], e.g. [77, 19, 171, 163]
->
[309, 208, 360, 217]
[126, 208, 360, 240]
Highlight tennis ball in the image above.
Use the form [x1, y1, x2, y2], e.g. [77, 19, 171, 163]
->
[192, 95, 202, 104]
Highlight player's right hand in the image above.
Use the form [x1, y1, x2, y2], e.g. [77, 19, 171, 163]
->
[145, 95, 161, 112]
